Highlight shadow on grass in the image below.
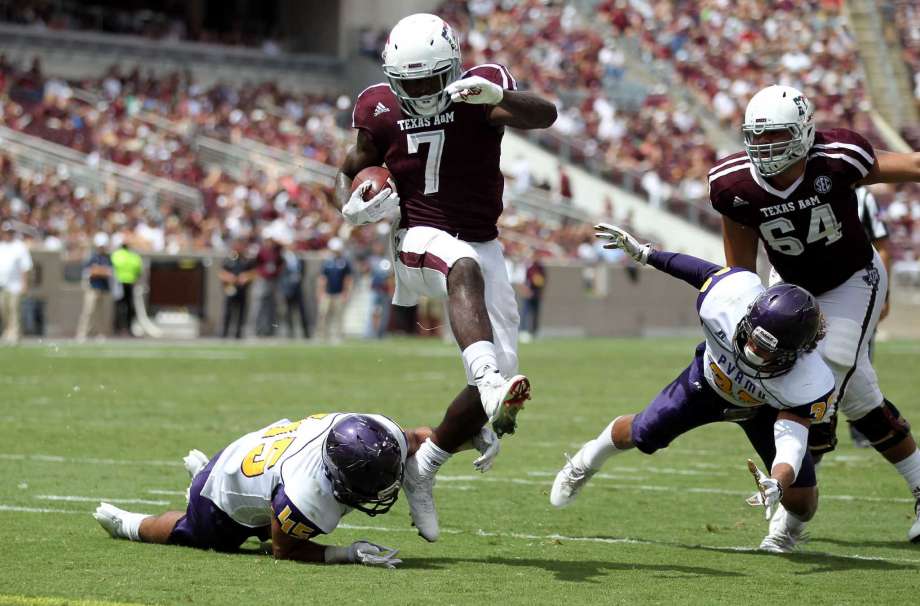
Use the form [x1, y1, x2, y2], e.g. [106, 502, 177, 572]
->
[808, 536, 920, 552]
[550, 532, 920, 573]
[397, 530, 918, 581]
[399, 555, 745, 582]
[669, 542, 919, 574]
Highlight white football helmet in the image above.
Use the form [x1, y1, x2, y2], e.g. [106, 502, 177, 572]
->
[382, 14, 461, 117]
[742, 85, 816, 177]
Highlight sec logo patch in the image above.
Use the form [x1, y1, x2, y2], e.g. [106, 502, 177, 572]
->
[814, 175, 832, 194]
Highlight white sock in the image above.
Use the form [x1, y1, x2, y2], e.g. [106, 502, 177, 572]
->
[894, 449, 920, 499]
[414, 438, 451, 478]
[785, 509, 807, 534]
[462, 341, 499, 382]
[120, 510, 151, 541]
[581, 419, 623, 470]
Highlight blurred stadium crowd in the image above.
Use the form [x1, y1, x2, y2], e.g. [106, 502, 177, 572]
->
[0, 0, 918, 340]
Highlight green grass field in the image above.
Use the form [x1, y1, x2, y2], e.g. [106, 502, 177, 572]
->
[2, 337, 920, 605]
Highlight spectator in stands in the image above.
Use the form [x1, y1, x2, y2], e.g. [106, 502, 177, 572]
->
[219, 238, 256, 340]
[317, 237, 352, 344]
[520, 253, 547, 343]
[280, 239, 310, 339]
[365, 243, 393, 339]
[76, 233, 112, 342]
[0, 222, 33, 345]
[110, 235, 143, 337]
[558, 165, 573, 207]
[254, 232, 283, 337]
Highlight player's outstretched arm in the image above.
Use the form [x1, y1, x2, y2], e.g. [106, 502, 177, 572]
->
[270, 516, 326, 563]
[269, 517, 402, 568]
[859, 150, 920, 185]
[487, 89, 557, 130]
[770, 411, 811, 492]
[594, 223, 723, 289]
[334, 130, 384, 212]
[444, 75, 556, 129]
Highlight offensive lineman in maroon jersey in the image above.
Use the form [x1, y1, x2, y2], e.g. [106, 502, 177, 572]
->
[709, 85, 920, 544]
[332, 14, 556, 542]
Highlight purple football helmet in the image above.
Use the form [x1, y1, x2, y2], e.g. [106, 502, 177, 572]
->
[322, 414, 404, 516]
[733, 283, 822, 377]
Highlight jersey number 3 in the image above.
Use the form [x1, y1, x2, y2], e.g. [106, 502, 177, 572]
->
[407, 130, 445, 194]
[760, 204, 842, 255]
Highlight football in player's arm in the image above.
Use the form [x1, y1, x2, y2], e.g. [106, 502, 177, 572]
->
[551, 224, 834, 552]
[93, 414, 500, 568]
[710, 85, 920, 542]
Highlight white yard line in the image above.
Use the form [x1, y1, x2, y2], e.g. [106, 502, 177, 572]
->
[0, 453, 181, 467]
[0, 505, 84, 514]
[3, 503, 918, 566]
[2, 448, 910, 505]
[36, 495, 170, 506]
[304, 523, 920, 565]
[44, 349, 249, 360]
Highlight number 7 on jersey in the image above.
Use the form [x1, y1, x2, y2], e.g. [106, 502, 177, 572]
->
[407, 130, 445, 195]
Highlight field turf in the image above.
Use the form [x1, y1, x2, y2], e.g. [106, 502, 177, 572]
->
[2, 338, 919, 605]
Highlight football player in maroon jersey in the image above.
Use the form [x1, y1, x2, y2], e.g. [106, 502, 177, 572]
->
[333, 14, 556, 542]
[710, 85, 920, 543]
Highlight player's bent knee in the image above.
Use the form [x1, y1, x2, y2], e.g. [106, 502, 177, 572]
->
[850, 400, 912, 452]
[447, 256, 484, 288]
[807, 415, 838, 457]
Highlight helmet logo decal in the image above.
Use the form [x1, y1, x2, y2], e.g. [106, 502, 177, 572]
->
[792, 95, 808, 117]
[441, 24, 458, 51]
[813, 175, 832, 194]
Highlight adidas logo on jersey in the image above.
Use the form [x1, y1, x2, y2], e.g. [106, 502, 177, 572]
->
[732, 196, 749, 207]
[373, 102, 390, 117]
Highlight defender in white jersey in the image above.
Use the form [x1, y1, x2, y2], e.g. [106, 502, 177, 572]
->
[551, 225, 835, 552]
[93, 414, 495, 567]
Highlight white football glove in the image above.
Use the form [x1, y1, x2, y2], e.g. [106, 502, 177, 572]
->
[594, 223, 652, 265]
[342, 181, 400, 226]
[347, 540, 402, 569]
[445, 76, 504, 105]
[745, 459, 784, 520]
[471, 425, 501, 473]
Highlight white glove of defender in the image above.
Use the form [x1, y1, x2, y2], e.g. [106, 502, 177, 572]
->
[745, 459, 784, 520]
[445, 76, 504, 105]
[342, 181, 400, 226]
[471, 425, 501, 473]
[594, 223, 652, 265]
[347, 540, 402, 569]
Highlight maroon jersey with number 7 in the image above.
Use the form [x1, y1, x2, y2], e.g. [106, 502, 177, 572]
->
[709, 128, 876, 295]
[351, 63, 517, 242]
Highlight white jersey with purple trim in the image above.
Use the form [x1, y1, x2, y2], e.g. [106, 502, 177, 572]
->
[697, 269, 835, 417]
[200, 413, 407, 534]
